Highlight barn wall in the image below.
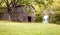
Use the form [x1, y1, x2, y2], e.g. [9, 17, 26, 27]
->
[0, 6, 35, 22]
[0, 8, 9, 20]
[0, 8, 7, 13]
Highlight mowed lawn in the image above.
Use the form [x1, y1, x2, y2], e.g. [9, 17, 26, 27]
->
[0, 21, 60, 35]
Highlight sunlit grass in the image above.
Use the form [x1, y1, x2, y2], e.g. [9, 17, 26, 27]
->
[0, 20, 60, 35]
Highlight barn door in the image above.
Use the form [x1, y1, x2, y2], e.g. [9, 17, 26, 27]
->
[28, 16, 31, 22]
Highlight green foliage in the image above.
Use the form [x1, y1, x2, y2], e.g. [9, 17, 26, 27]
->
[24, 5, 32, 15]
[17, 0, 32, 5]
[34, 0, 54, 22]
[0, 0, 6, 7]
[34, 0, 54, 7]
[54, 11, 60, 23]
[35, 13, 43, 22]
[0, 0, 60, 23]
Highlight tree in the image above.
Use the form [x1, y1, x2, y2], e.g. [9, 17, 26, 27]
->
[0, 0, 18, 20]
[34, 0, 54, 22]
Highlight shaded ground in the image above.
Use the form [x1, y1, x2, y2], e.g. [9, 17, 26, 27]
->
[0, 21, 60, 35]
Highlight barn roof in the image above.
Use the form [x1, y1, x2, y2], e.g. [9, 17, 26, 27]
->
[15, 5, 25, 7]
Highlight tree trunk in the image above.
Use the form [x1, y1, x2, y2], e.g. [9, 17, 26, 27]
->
[7, 6, 12, 21]
[8, 14, 11, 21]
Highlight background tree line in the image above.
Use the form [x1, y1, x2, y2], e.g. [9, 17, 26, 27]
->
[0, 0, 60, 23]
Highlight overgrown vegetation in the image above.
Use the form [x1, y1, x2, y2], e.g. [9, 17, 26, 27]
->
[0, 0, 60, 23]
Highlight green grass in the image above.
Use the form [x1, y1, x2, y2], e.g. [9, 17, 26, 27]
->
[0, 21, 60, 35]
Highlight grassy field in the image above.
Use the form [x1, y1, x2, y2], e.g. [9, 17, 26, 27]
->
[0, 21, 60, 35]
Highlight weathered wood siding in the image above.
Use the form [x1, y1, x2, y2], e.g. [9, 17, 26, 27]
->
[0, 6, 35, 22]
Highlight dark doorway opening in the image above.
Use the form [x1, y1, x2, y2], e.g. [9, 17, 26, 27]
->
[17, 19, 19, 22]
[28, 16, 31, 22]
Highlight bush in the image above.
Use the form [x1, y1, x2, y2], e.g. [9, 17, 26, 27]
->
[54, 11, 60, 23]
[35, 13, 43, 22]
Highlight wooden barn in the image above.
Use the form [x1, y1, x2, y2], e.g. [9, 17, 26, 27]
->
[0, 5, 35, 22]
